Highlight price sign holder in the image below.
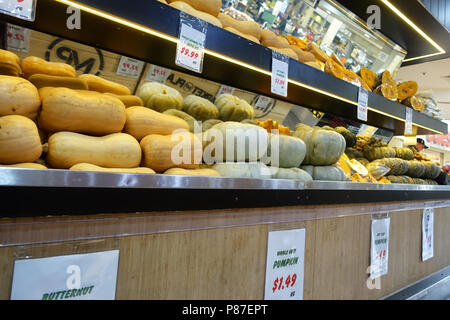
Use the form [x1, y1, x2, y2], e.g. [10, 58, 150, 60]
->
[405, 107, 413, 135]
[271, 51, 289, 97]
[369, 213, 390, 279]
[422, 208, 434, 261]
[116, 56, 145, 79]
[0, 0, 37, 22]
[145, 64, 171, 83]
[175, 12, 207, 74]
[216, 84, 235, 98]
[357, 87, 369, 122]
[6, 23, 30, 52]
[264, 228, 305, 300]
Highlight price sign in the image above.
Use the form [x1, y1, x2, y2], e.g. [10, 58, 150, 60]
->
[10, 250, 119, 300]
[370, 215, 390, 279]
[116, 56, 145, 79]
[255, 95, 273, 111]
[405, 108, 413, 135]
[6, 24, 30, 52]
[422, 208, 434, 261]
[271, 51, 289, 97]
[0, 0, 36, 21]
[264, 229, 305, 300]
[357, 87, 369, 122]
[216, 84, 235, 98]
[175, 14, 207, 73]
[145, 64, 171, 83]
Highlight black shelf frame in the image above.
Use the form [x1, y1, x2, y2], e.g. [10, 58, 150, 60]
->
[0, 0, 447, 135]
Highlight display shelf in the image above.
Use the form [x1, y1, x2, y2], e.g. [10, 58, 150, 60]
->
[1, 168, 449, 218]
[0, 0, 447, 135]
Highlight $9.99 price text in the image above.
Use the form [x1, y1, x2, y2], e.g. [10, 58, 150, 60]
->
[272, 273, 297, 293]
[179, 46, 200, 62]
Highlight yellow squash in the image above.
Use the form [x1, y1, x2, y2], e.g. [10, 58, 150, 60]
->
[164, 168, 221, 177]
[47, 132, 142, 169]
[70, 163, 155, 174]
[0, 115, 42, 164]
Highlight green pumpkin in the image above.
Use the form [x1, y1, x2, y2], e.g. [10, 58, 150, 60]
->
[215, 94, 254, 122]
[163, 109, 197, 132]
[405, 161, 425, 178]
[421, 161, 441, 179]
[363, 147, 396, 161]
[182, 95, 219, 121]
[293, 124, 346, 166]
[356, 158, 369, 167]
[212, 162, 272, 179]
[395, 147, 414, 160]
[301, 165, 347, 181]
[272, 167, 313, 182]
[335, 127, 356, 148]
[424, 179, 438, 185]
[202, 119, 223, 132]
[412, 178, 426, 185]
[345, 148, 363, 159]
[266, 134, 306, 168]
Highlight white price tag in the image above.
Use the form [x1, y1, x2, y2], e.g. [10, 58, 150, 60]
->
[116, 56, 145, 78]
[6, 23, 30, 52]
[10, 250, 119, 300]
[175, 22, 206, 73]
[405, 108, 413, 135]
[271, 52, 289, 97]
[370, 216, 390, 279]
[422, 208, 434, 261]
[357, 87, 369, 122]
[216, 84, 235, 98]
[264, 229, 305, 300]
[145, 64, 171, 83]
[0, 0, 36, 21]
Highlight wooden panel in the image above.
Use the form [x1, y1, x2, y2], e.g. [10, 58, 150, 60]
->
[0, 207, 448, 300]
[7, 26, 144, 93]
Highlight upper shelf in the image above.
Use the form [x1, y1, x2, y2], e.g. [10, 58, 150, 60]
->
[0, 0, 447, 135]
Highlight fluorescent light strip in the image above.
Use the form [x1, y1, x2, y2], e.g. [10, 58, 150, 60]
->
[380, 0, 446, 60]
[55, 0, 445, 135]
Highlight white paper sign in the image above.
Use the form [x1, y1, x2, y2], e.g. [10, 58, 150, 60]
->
[145, 64, 171, 83]
[370, 217, 390, 279]
[10, 250, 119, 300]
[264, 229, 305, 300]
[216, 84, 235, 98]
[175, 22, 206, 73]
[116, 56, 145, 78]
[6, 23, 30, 52]
[255, 95, 273, 110]
[422, 208, 434, 261]
[0, 0, 36, 21]
[358, 87, 369, 122]
[271, 53, 289, 97]
[405, 108, 413, 135]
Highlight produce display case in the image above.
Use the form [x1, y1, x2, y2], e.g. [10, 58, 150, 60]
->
[0, 0, 449, 300]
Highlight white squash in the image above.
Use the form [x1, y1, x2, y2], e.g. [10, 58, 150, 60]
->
[272, 167, 313, 182]
[212, 162, 272, 179]
[267, 134, 306, 168]
[301, 165, 347, 181]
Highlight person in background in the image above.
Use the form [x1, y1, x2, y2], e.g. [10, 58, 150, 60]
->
[414, 138, 429, 152]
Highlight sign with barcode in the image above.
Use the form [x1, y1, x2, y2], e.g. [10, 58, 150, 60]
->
[216, 84, 235, 98]
[357, 87, 368, 122]
[145, 64, 171, 83]
[175, 15, 207, 73]
[116, 56, 145, 78]
[271, 51, 289, 97]
[405, 108, 413, 135]
[370, 215, 390, 279]
[0, 0, 36, 21]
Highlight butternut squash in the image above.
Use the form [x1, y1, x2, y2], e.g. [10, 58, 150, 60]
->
[218, 13, 261, 40]
[290, 46, 315, 63]
[168, 0, 222, 17]
[28, 74, 89, 90]
[0, 75, 41, 119]
[70, 163, 155, 174]
[38, 88, 127, 135]
[47, 132, 141, 169]
[169, 1, 222, 27]
[104, 93, 144, 108]
[269, 47, 298, 61]
[306, 42, 329, 63]
[140, 132, 202, 172]
[261, 29, 278, 42]
[358, 67, 377, 90]
[164, 168, 220, 177]
[78, 74, 131, 95]
[125, 106, 190, 140]
[397, 81, 418, 101]
[21, 56, 76, 78]
[224, 27, 260, 43]
[0, 115, 42, 164]
[0, 49, 21, 76]
[1, 163, 47, 169]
